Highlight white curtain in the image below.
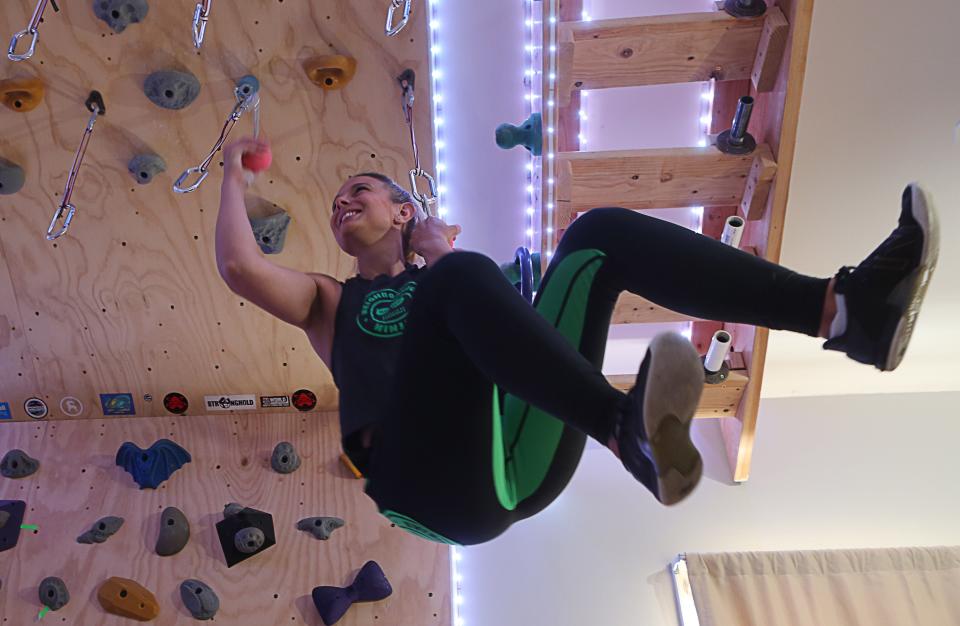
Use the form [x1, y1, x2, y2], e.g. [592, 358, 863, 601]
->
[685, 545, 960, 626]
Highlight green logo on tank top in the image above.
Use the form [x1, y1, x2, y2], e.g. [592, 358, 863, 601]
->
[357, 282, 418, 338]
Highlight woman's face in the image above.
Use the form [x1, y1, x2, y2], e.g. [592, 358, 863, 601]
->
[330, 176, 400, 256]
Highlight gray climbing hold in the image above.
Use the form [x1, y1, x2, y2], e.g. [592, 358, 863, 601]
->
[0, 156, 25, 196]
[38, 576, 69, 611]
[250, 210, 292, 255]
[93, 0, 149, 33]
[223, 503, 244, 518]
[155, 507, 190, 556]
[77, 516, 124, 544]
[0, 510, 9, 529]
[234, 527, 264, 554]
[180, 579, 219, 621]
[128, 154, 165, 185]
[1, 449, 39, 479]
[144, 70, 201, 110]
[271, 442, 301, 474]
[296, 517, 344, 541]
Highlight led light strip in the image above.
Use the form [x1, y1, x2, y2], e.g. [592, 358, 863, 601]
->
[451, 546, 465, 625]
[427, 0, 447, 219]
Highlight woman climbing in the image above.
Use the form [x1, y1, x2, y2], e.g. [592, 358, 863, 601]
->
[215, 136, 939, 546]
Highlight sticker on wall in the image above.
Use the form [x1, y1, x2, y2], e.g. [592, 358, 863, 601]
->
[24, 397, 49, 419]
[291, 389, 317, 412]
[204, 395, 256, 411]
[59, 396, 84, 417]
[100, 393, 136, 416]
[163, 392, 189, 415]
[144, 393, 153, 402]
[260, 395, 290, 408]
[0, 402, 11, 419]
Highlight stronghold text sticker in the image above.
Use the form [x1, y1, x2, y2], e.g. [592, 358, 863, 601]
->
[204, 395, 257, 411]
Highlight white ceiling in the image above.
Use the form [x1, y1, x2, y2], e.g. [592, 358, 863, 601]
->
[436, 0, 959, 398]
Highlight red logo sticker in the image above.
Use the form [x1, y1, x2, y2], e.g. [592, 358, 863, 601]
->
[291, 389, 317, 412]
[163, 392, 189, 415]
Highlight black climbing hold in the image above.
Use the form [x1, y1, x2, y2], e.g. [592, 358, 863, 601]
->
[0, 501, 26, 553]
[234, 527, 264, 554]
[38, 576, 70, 611]
[312, 561, 393, 626]
[1, 449, 40, 479]
[180, 579, 219, 621]
[215, 506, 276, 567]
[128, 154, 166, 185]
[93, 0, 149, 33]
[270, 442, 301, 474]
[250, 210, 292, 255]
[155, 507, 190, 556]
[143, 70, 201, 110]
[297, 516, 345, 541]
[116, 439, 191, 489]
[223, 502, 244, 518]
[77, 516, 124, 544]
[496, 112, 543, 156]
[0, 156, 25, 196]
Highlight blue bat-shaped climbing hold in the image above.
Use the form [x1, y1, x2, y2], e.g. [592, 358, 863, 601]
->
[116, 439, 192, 489]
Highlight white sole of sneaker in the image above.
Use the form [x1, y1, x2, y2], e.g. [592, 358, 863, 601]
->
[642, 333, 706, 505]
[885, 183, 941, 371]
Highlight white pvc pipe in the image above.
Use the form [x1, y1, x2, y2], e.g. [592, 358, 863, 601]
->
[721, 215, 744, 248]
[705, 330, 732, 373]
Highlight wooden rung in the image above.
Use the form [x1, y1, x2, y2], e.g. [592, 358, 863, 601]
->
[606, 369, 748, 419]
[612, 293, 702, 325]
[555, 144, 776, 224]
[557, 12, 766, 106]
[740, 141, 779, 220]
[751, 7, 789, 93]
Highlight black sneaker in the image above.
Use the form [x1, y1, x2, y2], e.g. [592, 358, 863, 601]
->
[614, 333, 705, 506]
[823, 183, 940, 371]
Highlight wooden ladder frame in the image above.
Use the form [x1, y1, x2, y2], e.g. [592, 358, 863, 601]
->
[540, 0, 815, 482]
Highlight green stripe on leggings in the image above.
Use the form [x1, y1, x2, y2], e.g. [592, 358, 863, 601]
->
[492, 249, 606, 511]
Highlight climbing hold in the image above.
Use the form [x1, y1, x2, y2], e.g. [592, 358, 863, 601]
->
[143, 70, 201, 110]
[97, 577, 159, 621]
[235, 75, 260, 100]
[303, 55, 358, 90]
[38, 576, 70, 611]
[0, 156, 25, 195]
[116, 439, 191, 489]
[155, 507, 190, 556]
[297, 517, 345, 541]
[234, 527, 264, 554]
[241, 144, 272, 173]
[0, 77, 45, 112]
[1, 449, 40, 479]
[0, 501, 26, 553]
[216, 505, 276, 567]
[223, 502, 244, 518]
[496, 112, 543, 156]
[249, 209, 291, 255]
[93, 0, 150, 33]
[270, 441, 301, 474]
[77, 516, 124, 544]
[180, 579, 219, 621]
[128, 154, 166, 185]
[312, 561, 393, 626]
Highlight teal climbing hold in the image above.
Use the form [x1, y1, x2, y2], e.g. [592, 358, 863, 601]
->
[496, 113, 543, 156]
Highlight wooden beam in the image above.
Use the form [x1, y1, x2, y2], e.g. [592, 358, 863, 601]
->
[751, 7, 790, 93]
[554, 144, 776, 225]
[607, 369, 748, 419]
[557, 12, 766, 105]
[740, 148, 779, 220]
[612, 294, 701, 325]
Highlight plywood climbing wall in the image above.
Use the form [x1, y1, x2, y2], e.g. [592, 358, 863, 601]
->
[0, 0, 435, 420]
[0, 412, 451, 624]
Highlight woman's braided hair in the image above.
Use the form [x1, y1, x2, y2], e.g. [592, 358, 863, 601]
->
[350, 172, 424, 263]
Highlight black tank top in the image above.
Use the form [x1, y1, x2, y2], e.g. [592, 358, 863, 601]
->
[331, 264, 425, 472]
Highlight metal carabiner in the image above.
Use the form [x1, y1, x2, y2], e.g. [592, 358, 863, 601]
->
[409, 168, 437, 218]
[8, 0, 54, 61]
[385, 0, 412, 37]
[192, 0, 213, 50]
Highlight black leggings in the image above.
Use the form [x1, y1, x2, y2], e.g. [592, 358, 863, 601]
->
[363, 207, 829, 545]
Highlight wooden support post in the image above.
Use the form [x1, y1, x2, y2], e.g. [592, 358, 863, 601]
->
[557, 12, 767, 106]
[607, 369, 749, 419]
[612, 295, 702, 325]
[740, 149, 779, 220]
[752, 7, 790, 93]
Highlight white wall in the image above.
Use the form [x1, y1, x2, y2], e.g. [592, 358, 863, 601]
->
[458, 391, 960, 626]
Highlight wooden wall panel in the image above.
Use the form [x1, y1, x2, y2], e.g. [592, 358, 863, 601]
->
[0, 0, 434, 420]
[0, 411, 451, 624]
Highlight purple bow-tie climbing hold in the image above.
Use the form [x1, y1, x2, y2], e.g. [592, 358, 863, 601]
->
[311, 560, 393, 626]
